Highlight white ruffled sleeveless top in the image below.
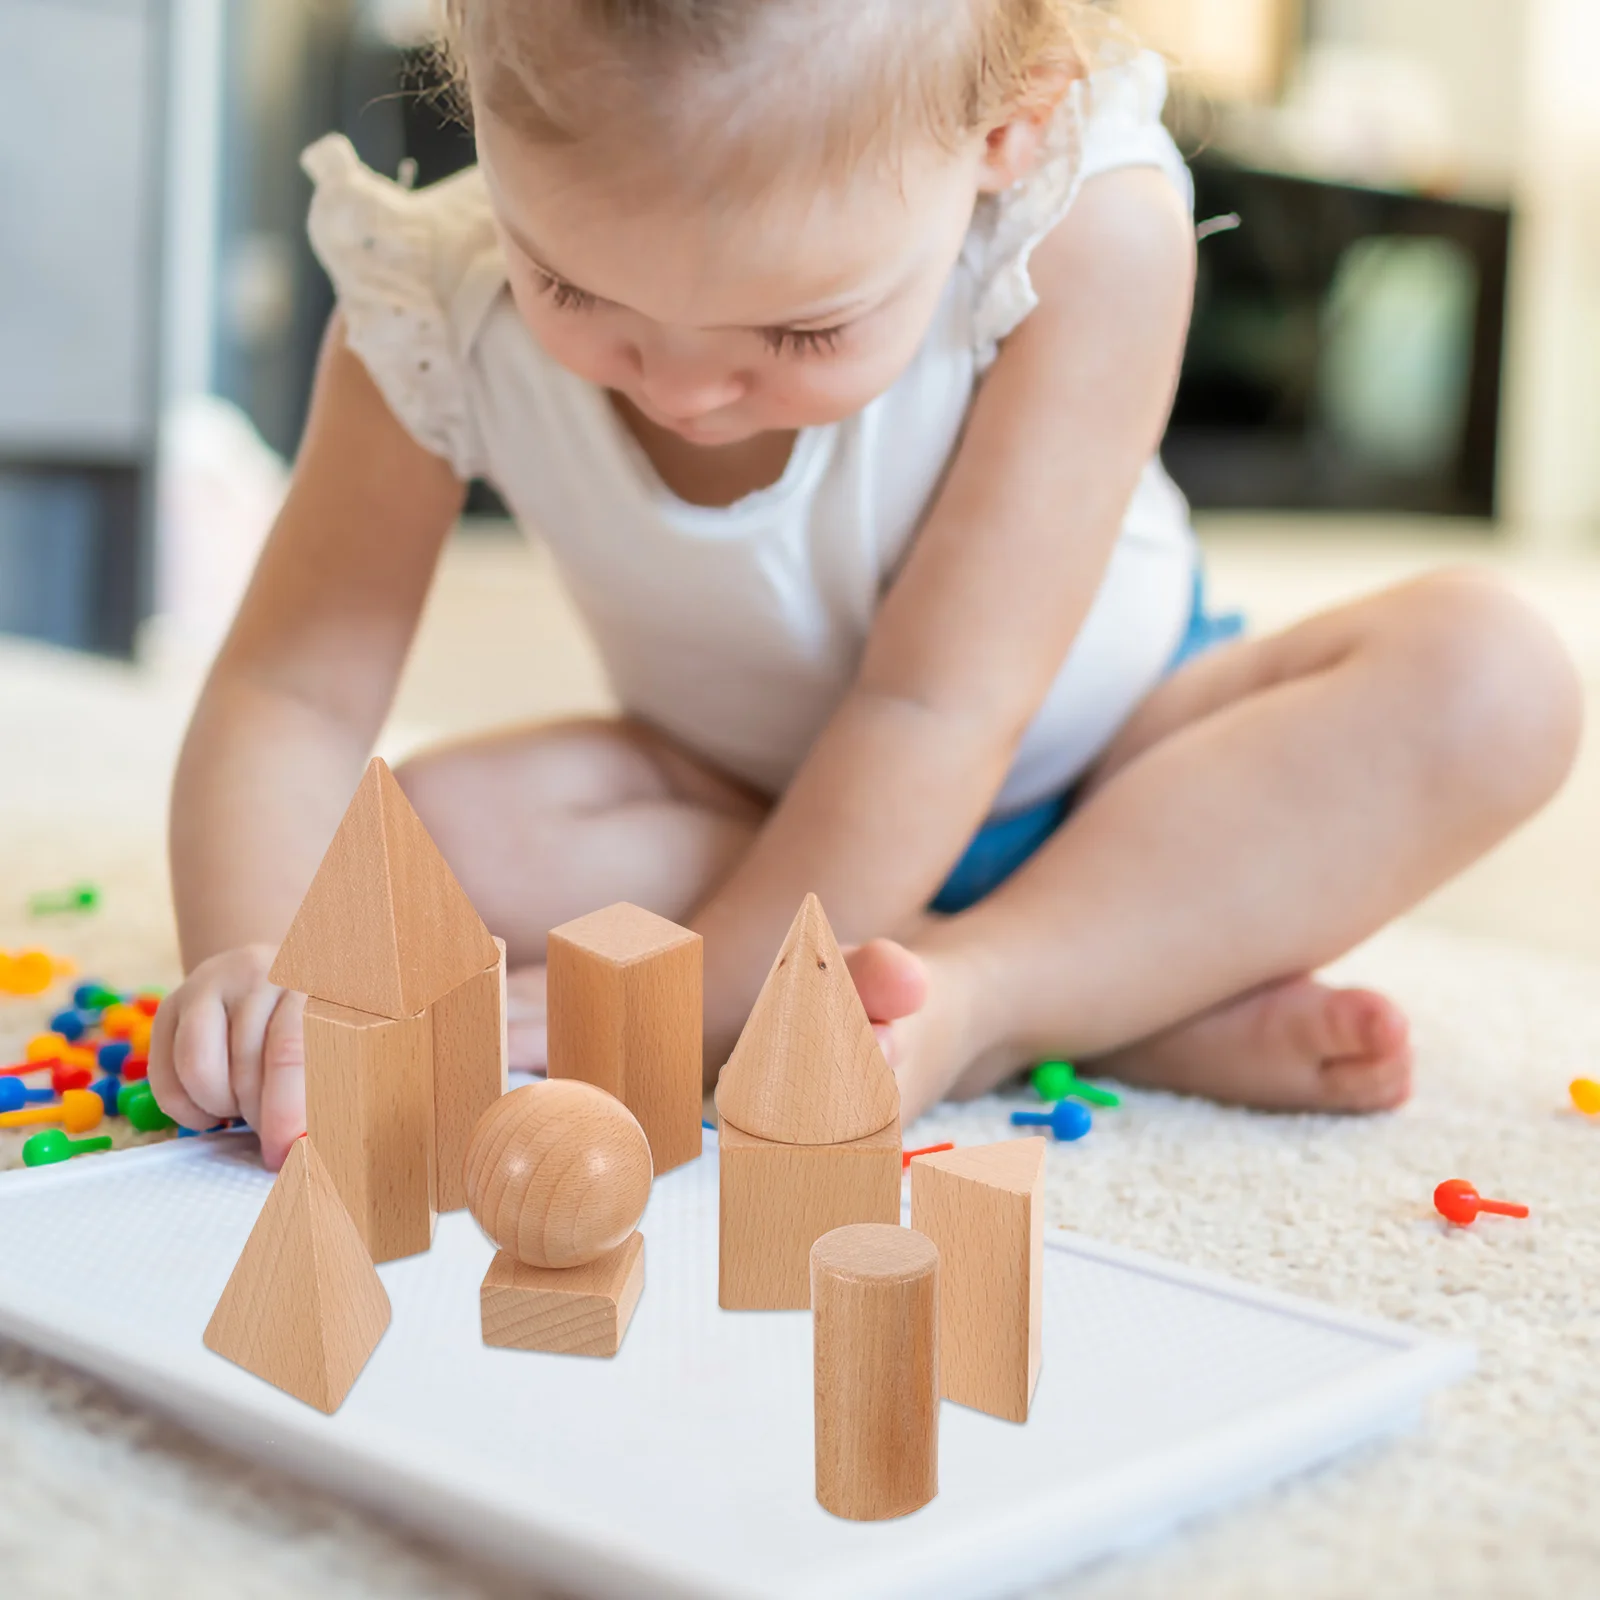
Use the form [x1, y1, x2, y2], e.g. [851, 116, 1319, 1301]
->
[303, 51, 1197, 815]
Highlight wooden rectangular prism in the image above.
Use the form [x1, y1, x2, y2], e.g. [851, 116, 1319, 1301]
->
[718, 1118, 901, 1310]
[480, 1232, 645, 1357]
[909, 1139, 1045, 1423]
[548, 903, 703, 1174]
[430, 939, 508, 1212]
[304, 999, 436, 1264]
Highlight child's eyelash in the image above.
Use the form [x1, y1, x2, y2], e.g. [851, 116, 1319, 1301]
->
[533, 267, 844, 360]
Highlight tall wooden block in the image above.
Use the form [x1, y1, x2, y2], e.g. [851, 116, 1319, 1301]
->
[480, 1231, 645, 1357]
[204, 1136, 391, 1413]
[432, 938, 508, 1212]
[718, 1117, 901, 1309]
[909, 1138, 1045, 1423]
[271, 757, 499, 1019]
[547, 903, 703, 1174]
[304, 999, 436, 1263]
[811, 1223, 939, 1521]
[714, 894, 899, 1146]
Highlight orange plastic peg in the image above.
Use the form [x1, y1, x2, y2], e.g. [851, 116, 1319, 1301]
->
[0, 1088, 105, 1135]
[1570, 1078, 1600, 1115]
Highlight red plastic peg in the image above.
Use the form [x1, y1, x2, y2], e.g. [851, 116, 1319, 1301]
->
[1434, 1178, 1529, 1227]
[903, 1142, 955, 1169]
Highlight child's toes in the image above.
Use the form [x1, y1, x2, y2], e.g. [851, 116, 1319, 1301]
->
[843, 938, 928, 1024]
[1320, 1048, 1413, 1112]
[1317, 990, 1413, 1111]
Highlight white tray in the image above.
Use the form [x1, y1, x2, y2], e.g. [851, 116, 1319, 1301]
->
[0, 1131, 1470, 1599]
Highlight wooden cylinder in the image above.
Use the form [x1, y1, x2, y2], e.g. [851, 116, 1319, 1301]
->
[811, 1223, 939, 1521]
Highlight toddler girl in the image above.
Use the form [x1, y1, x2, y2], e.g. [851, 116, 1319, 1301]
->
[152, 0, 1580, 1169]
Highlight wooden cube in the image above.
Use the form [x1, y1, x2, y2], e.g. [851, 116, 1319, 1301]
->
[304, 999, 436, 1263]
[718, 1118, 901, 1310]
[909, 1139, 1045, 1422]
[431, 940, 508, 1212]
[480, 1231, 645, 1357]
[548, 903, 703, 1175]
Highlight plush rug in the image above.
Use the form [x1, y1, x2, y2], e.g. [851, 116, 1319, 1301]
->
[1, 635, 1597, 1598]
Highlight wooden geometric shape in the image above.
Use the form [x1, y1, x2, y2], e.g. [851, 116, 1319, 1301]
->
[304, 999, 436, 1263]
[909, 1137, 1045, 1423]
[811, 1223, 939, 1521]
[480, 1231, 645, 1357]
[547, 902, 704, 1175]
[713, 894, 899, 1146]
[464, 1081, 652, 1268]
[431, 939, 508, 1213]
[269, 758, 499, 1019]
[718, 1115, 901, 1309]
[203, 1135, 391, 1413]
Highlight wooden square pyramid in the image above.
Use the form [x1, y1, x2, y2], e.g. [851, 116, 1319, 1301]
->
[269, 758, 498, 1019]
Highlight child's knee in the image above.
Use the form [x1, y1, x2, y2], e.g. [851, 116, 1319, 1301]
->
[1390, 569, 1582, 815]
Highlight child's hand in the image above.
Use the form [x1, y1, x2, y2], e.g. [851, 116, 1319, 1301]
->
[146, 945, 307, 1171]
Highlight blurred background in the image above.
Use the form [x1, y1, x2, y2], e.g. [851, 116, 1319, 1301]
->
[3, 0, 1599, 968]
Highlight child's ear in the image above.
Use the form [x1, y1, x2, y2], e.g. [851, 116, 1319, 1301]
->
[975, 69, 1078, 194]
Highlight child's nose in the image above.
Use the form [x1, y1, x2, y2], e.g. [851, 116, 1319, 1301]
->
[632, 336, 746, 420]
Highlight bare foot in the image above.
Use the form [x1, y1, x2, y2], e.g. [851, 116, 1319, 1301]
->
[507, 939, 931, 1077]
[1089, 975, 1413, 1112]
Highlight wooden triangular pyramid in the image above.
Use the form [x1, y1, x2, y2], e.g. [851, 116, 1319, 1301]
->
[269, 758, 498, 1018]
[204, 1135, 391, 1413]
[911, 1136, 1045, 1194]
[714, 893, 899, 1145]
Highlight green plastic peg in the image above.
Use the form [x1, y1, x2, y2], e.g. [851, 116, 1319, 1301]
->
[23, 1129, 114, 1166]
[1031, 1060, 1121, 1109]
[119, 1081, 176, 1132]
[26, 882, 101, 917]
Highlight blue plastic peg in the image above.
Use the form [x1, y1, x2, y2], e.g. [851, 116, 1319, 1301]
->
[1009, 1101, 1092, 1142]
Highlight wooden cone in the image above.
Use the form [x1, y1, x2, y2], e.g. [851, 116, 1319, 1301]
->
[204, 1136, 391, 1413]
[269, 758, 498, 1019]
[714, 894, 899, 1145]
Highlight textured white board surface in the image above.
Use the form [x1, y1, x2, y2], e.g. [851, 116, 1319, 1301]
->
[0, 1133, 1469, 1599]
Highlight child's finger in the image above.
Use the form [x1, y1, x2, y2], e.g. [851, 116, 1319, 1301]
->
[147, 995, 218, 1131]
[225, 980, 285, 1136]
[255, 990, 307, 1172]
[169, 993, 240, 1124]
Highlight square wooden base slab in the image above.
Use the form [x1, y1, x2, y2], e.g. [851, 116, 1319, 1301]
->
[480, 1232, 645, 1357]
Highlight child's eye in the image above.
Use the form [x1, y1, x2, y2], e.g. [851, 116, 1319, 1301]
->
[761, 325, 845, 359]
[533, 269, 598, 313]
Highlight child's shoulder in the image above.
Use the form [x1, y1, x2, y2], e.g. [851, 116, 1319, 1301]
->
[300, 134, 508, 479]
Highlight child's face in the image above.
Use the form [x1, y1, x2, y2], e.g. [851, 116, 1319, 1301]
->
[478, 111, 993, 447]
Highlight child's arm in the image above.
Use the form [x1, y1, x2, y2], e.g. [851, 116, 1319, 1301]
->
[693, 167, 1196, 1052]
[153, 316, 465, 1160]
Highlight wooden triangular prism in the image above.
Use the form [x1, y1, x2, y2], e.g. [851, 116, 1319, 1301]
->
[714, 894, 899, 1145]
[269, 758, 498, 1018]
[204, 1136, 391, 1413]
[910, 1136, 1046, 1194]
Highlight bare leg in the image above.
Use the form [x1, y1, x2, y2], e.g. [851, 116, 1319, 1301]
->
[889, 571, 1581, 1120]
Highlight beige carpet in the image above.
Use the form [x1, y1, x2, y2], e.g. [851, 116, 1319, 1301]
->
[2, 529, 1597, 1597]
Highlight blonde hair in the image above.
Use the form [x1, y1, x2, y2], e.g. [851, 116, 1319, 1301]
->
[434, 1, 1126, 203]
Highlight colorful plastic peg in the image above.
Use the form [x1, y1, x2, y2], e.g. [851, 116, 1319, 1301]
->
[1032, 1059, 1121, 1108]
[1570, 1079, 1600, 1116]
[26, 1033, 69, 1063]
[48, 1008, 91, 1042]
[0, 1079, 55, 1112]
[0, 1088, 104, 1135]
[902, 1141, 955, 1169]
[97, 1039, 132, 1075]
[1433, 1179, 1529, 1227]
[22, 1130, 113, 1166]
[27, 882, 101, 918]
[0, 950, 58, 996]
[100, 1004, 141, 1040]
[1010, 1101, 1092, 1141]
[119, 1082, 175, 1133]
[91, 1077, 123, 1118]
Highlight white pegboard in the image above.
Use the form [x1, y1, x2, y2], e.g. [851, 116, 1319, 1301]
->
[0, 1132, 1470, 1600]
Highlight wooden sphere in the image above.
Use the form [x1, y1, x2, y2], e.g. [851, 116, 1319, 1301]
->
[464, 1081, 653, 1268]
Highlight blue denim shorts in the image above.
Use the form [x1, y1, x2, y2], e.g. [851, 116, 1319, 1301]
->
[930, 567, 1244, 915]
